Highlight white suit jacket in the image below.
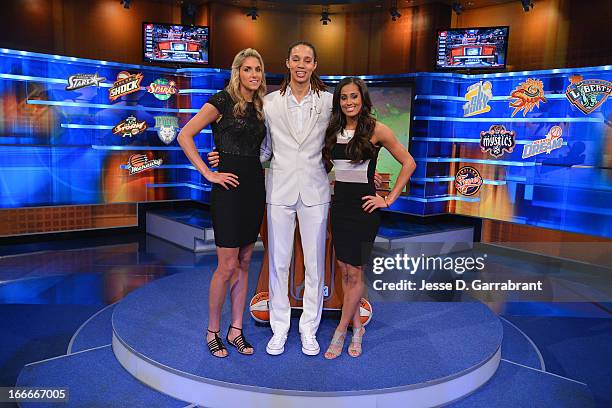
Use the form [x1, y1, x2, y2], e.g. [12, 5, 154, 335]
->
[260, 89, 333, 206]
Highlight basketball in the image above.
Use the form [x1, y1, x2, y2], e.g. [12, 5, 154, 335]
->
[249, 291, 270, 323]
[349, 298, 373, 327]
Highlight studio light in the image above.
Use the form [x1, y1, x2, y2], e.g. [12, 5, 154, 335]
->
[246, 7, 259, 20]
[119, 0, 131, 9]
[452, 1, 464, 15]
[520, 0, 534, 12]
[389, 1, 401, 21]
[320, 8, 331, 25]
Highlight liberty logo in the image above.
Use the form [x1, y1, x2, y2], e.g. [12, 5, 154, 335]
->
[463, 81, 492, 117]
[154, 116, 179, 144]
[565, 75, 612, 115]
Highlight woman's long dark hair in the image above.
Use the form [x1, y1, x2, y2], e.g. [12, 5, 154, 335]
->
[323, 77, 377, 166]
[279, 41, 327, 96]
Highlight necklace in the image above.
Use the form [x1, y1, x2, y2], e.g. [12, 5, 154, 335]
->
[340, 129, 355, 140]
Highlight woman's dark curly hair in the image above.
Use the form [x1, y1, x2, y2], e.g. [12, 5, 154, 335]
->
[323, 77, 377, 166]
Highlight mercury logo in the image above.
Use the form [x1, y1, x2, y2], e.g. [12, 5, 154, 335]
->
[126, 154, 163, 175]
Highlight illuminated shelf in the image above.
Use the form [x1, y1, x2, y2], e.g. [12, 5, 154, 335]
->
[411, 177, 506, 185]
[411, 137, 567, 145]
[413, 115, 603, 123]
[62, 124, 211, 134]
[92, 145, 210, 152]
[27, 99, 199, 113]
[146, 182, 211, 192]
[414, 157, 536, 166]
[414, 93, 569, 102]
[398, 194, 480, 203]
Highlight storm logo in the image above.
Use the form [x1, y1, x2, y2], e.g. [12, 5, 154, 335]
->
[112, 116, 147, 137]
[565, 75, 612, 115]
[109, 71, 144, 101]
[509, 78, 547, 117]
[126, 154, 163, 175]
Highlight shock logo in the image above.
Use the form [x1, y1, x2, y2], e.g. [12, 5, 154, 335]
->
[463, 81, 492, 117]
[509, 78, 546, 117]
[109, 71, 144, 101]
[565, 75, 612, 115]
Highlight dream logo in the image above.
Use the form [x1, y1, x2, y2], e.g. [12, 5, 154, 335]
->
[522, 125, 564, 159]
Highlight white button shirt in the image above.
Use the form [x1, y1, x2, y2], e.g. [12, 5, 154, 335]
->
[286, 85, 314, 135]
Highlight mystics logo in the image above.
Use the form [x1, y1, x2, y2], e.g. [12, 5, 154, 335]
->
[147, 78, 178, 100]
[109, 71, 144, 101]
[126, 154, 163, 175]
[522, 125, 564, 159]
[66, 73, 106, 91]
[480, 124, 516, 158]
[463, 81, 492, 117]
[112, 116, 147, 138]
[154, 116, 179, 145]
[509, 78, 547, 117]
[565, 75, 612, 115]
[455, 166, 483, 196]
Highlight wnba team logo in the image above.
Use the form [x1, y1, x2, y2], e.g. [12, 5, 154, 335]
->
[565, 75, 612, 115]
[154, 116, 179, 144]
[109, 71, 144, 101]
[522, 125, 564, 159]
[126, 154, 163, 175]
[455, 166, 483, 196]
[147, 78, 178, 100]
[463, 81, 492, 117]
[112, 115, 147, 137]
[509, 78, 547, 117]
[480, 124, 516, 158]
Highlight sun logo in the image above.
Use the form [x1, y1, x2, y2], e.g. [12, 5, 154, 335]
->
[509, 78, 547, 117]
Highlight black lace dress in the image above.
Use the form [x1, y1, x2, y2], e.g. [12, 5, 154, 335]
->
[206, 90, 266, 248]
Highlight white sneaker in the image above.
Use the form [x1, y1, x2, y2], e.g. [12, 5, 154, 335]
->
[266, 333, 287, 356]
[301, 334, 320, 356]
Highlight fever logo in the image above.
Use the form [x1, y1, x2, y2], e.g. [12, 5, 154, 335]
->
[565, 75, 612, 115]
[463, 81, 492, 117]
[480, 124, 516, 158]
[109, 71, 144, 101]
[455, 166, 483, 196]
[509, 78, 547, 117]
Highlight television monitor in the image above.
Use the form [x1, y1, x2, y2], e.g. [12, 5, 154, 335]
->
[435, 27, 509, 70]
[143, 22, 209, 65]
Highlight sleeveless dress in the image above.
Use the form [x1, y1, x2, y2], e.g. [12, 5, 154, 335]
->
[207, 90, 266, 248]
[331, 129, 382, 266]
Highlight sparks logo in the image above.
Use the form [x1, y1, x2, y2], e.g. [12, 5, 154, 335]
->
[65, 73, 106, 91]
[455, 166, 483, 196]
[112, 116, 147, 138]
[109, 71, 144, 101]
[480, 124, 516, 158]
[126, 154, 163, 175]
[147, 78, 178, 100]
[463, 81, 492, 117]
[522, 125, 564, 159]
[509, 78, 547, 117]
[565, 75, 612, 115]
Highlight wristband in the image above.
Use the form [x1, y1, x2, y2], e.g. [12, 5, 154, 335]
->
[383, 196, 389, 207]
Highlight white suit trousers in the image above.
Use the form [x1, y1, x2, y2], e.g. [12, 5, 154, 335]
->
[267, 196, 329, 336]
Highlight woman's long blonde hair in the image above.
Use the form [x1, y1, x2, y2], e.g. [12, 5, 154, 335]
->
[226, 48, 267, 121]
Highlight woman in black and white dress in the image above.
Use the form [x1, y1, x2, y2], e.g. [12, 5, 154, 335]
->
[322, 77, 416, 359]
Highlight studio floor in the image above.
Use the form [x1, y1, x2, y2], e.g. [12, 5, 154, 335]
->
[0, 231, 610, 407]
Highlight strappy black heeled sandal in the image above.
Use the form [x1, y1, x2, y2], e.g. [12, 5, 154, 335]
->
[226, 325, 254, 355]
[207, 329, 228, 358]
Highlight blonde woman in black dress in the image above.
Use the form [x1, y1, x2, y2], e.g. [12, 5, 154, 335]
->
[322, 77, 416, 359]
[178, 48, 267, 358]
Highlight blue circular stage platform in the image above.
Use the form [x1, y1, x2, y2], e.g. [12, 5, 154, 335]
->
[112, 270, 503, 407]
